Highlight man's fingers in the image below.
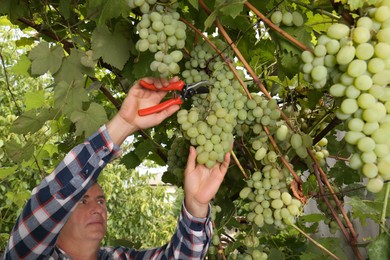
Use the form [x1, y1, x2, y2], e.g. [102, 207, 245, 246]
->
[219, 152, 231, 176]
[185, 146, 197, 173]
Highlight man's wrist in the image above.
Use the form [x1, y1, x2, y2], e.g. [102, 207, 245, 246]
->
[106, 114, 138, 146]
[184, 197, 210, 218]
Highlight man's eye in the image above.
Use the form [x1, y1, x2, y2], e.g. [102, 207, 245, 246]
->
[98, 200, 106, 205]
[80, 199, 87, 204]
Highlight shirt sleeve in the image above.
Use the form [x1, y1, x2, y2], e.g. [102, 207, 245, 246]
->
[3, 125, 121, 260]
[103, 202, 213, 260]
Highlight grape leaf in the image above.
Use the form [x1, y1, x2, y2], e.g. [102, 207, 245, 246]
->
[121, 151, 141, 169]
[5, 140, 35, 163]
[0, 166, 18, 180]
[70, 102, 108, 137]
[220, 1, 245, 19]
[53, 48, 94, 84]
[10, 108, 56, 134]
[10, 54, 31, 76]
[204, 10, 218, 29]
[368, 233, 390, 260]
[59, 0, 71, 20]
[91, 25, 130, 70]
[24, 90, 45, 110]
[54, 81, 89, 116]
[187, 0, 198, 9]
[88, 0, 131, 25]
[348, 196, 381, 225]
[135, 139, 155, 161]
[328, 160, 360, 186]
[28, 42, 64, 75]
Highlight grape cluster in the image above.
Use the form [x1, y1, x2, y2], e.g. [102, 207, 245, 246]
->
[270, 10, 304, 27]
[239, 166, 303, 228]
[166, 137, 189, 185]
[301, 0, 390, 193]
[176, 41, 244, 168]
[131, 0, 187, 77]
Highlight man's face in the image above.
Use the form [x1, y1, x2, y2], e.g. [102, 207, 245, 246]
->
[60, 183, 108, 242]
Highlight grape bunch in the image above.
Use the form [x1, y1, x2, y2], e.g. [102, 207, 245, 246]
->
[270, 10, 304, 27]
[175, 40, 246, 168]
[239, 166, 303, 228]
[131, 0, 187, 77]
[301, 0, 390, 193]
[166, 136, 189, 185]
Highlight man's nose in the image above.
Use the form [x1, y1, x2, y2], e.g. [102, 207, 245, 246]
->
[90, 202, 105, 214]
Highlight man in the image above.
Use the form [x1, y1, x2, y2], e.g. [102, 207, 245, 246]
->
[3, 77, 231, 259]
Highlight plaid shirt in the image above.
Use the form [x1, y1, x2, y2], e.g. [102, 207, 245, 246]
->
[4, 125, 212, 259]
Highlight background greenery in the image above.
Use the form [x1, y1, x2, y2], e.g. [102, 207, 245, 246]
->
[1, 0, 390, 259]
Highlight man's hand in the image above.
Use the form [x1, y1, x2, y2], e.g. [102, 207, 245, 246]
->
[184, 146, 231, 218]
[106, 77, 181, 146]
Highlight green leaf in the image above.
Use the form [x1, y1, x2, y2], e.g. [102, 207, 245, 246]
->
[299, 213, 327, 222]
[10, 108, 56, 134]
[348, 196, 381, 225]
[135, 139, 154, 161]
[28, 42, 64, 75]
[121, 152, 141, 169]
[54, 81, 89, 116]
[328, 160, 360, 186]
[220, 2, 244, 19]
[59, 0, 71, 19]
[368, 233, 390, 260]
[53, 48, 94, 84]
[187, 0, 198, 9]
[88, 0, 131, 25]
[24, 90, 45, 110]
[91, 25, 130, 70]
[0, 166, 18, 180]
[5, 141, 35, 163]
[10, 54, 31, 76]
[126, 52, 156, 80]
[70, 102, 108, 137]
[204, 10, 218, 29]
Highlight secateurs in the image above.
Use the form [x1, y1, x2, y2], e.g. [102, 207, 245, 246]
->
[138, 79, 212, 116]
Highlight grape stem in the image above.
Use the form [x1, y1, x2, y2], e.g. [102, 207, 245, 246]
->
[231, 150, 249, 180]
[245, 1, 311, 52]
[380, 182, 390, 233]
[291, 223, 340, 260]
[312, 164, 363, 260]
[180, 17, 251, 98]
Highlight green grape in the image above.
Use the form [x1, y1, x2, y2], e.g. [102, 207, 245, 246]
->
[352, 26, 371, 44]
[366, 177, 384, 193]
[326, 39, 341, 55]
[270, 10, 283, 24]
[354, 75, 372, 91]
[355, 43, 374, 60]
[292, 11, 304, 26]
[357, 93, 376, 109]
[311, 65, 327, 81]
[347, 59, 367, 77]
[290, 133, 303, 149]
[301, 50, 314, 63]
[374, 42, 390, 59]
[336, 45, 356, 65]
[282, 12, 293, 26]
[374, 5, 390, 22]
[327, 23, 350, 40]
[362, 163, 378, 178]
[329, 83, 346, 97]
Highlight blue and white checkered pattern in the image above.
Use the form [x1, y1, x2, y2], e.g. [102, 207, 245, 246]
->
[3, 125, 212, 259]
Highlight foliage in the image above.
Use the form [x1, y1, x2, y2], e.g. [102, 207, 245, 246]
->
[0, 0, 390, 259]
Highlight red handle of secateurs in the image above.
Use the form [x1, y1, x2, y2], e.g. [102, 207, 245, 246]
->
[138, 97, 183, 116]
[139, 79, 185, 91]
